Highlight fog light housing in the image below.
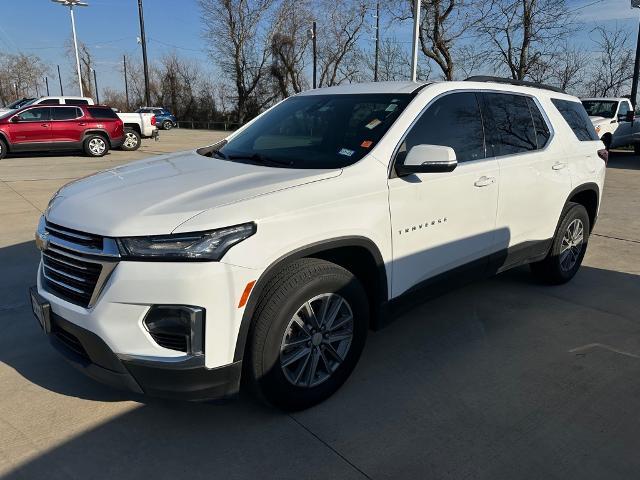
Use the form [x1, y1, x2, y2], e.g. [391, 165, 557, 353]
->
[143, 306, 205, 355]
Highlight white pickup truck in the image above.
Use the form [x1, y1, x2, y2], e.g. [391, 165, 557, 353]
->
[116, 112, 159, 151]
[582, 97, 640, 152]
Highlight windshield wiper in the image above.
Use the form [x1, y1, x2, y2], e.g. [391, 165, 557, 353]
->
[227, 153, 293, 167]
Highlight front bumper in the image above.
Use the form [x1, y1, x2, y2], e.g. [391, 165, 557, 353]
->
[44, 306, 242, 400]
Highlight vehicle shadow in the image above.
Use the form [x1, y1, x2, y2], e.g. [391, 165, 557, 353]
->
[607, 150, 640, 170]
[3, 236, 640, 479]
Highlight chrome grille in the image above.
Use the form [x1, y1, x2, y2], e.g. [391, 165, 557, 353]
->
[38, 218, 119, 308]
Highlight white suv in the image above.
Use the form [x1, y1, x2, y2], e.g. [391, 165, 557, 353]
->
[30, 78, 606, 410]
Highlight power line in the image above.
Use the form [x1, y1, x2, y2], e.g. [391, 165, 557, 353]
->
[568, 0, 606, 13]
[148, 37, 204, 53]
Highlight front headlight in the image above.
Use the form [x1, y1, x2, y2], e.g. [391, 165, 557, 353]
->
[116, 223, 256, 261]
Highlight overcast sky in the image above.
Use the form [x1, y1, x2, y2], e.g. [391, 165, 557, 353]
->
[1, 0, 639, 98]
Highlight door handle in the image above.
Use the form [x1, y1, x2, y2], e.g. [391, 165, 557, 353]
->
[41, 123, 50, 127]
[474, 176, 496, 187]
[552, 162, 568, 171]
[78, 122, 87, 126]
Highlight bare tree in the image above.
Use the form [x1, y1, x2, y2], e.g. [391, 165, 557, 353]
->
[549, 46, 589, 93]
[584, 26, 634, 98]
[387, 0, 488, 80]
[0, 52, 49, 104]
[316, 0, 369, 87]
[478, 0, 572, 81]
[199, 0, 277, 122]
[270, 0, 312, 98]
[455, 44, 491, 79]
[367, 38, 412, 81]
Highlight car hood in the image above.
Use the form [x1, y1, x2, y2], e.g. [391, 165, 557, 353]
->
[46, 150, 341, 236]
[589, 116, 610, 125]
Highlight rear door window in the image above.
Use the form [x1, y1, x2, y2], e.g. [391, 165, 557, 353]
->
[527, 98, 551, 149]
[52, 107, 82, 120]
[551, 99, 599, 141]
[398, 92, 486, 163]
[87, 107, 119, 120]
[481, 93, 537, 157]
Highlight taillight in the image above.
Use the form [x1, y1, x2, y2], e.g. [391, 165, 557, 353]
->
[597, 148, 608, 164]
[151, 115, 156, 126]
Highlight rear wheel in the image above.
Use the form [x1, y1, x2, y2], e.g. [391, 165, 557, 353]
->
[530, 202, 590, 284]
[83, 135, 109, 157]
[162, 120, 173, 130]
[121, 128, 141, 151]
[0, 138, 7, 160]
[246, 258, 368, 411]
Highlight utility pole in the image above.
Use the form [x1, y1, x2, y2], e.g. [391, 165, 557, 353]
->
[92, 68, 99, 103]
[52, 1, 89, 96]
[631, 1, 640, 108]
[45, 77, 50, 96]
[123, 55, 130, 110]
[309, 22, 317, 89]
[57, 64, 64, 95]
[411, 0, 421, 82]
[137, 0, 151, 106]
[374, 1, 380, 82]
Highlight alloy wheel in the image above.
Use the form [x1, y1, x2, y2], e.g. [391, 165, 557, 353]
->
[280, 293, 354, 388]
[559, 218, 584, 272]
[89, 138, 106, 156]
[123, 132, 139, 149]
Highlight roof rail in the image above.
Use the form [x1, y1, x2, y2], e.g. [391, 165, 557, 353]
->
[465, 76, 565, 94]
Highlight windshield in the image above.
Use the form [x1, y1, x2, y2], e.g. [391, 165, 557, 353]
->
[5, 98, 35, 110]
[581, 100, 618, 119]
[214, 93, 412, 169]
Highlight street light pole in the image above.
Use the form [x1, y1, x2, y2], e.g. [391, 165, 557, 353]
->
[137, 0, 151, 106]
[631, 1, 640, 107]
[411, 0, 421, 82]
[52, 1, 88, 97]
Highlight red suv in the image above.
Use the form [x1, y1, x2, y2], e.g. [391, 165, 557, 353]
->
[0, 104, 124, 160]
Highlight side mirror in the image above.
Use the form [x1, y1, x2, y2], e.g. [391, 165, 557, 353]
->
[396, 144, 458, 176]
[625, 111, 635, 122]
[10, 116, 20, 123]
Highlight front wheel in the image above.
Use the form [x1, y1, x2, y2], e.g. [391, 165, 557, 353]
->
[162, 120, 173, 130]
[246, 258, 369, 411]
[121, 129, 141, 151]
[530, 202, 590, 284]
[0, 138, 7, 160]
[83, 135, 109, 157]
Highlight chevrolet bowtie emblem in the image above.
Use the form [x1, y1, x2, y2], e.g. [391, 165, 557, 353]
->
[35, 230, 50, 252]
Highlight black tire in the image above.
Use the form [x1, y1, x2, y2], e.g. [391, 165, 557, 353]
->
[246, 258, 369, 411]
[83, 134, 109, 157]
[0, 138, 7, 160]
[120, 128, 141, 151]
[530, 202, 590, 284]
[162, 120, 173, 130]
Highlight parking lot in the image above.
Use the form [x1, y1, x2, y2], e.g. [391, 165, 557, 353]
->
[1, 129, 639, 479]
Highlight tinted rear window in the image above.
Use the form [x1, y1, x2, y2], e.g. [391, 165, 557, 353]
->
[481, 93, 537, 157]
[527, 97, 551, 149]
[552, 99, 599, 141]
[66, 99, 89, 105]
[39, 99, 61, 105]
[87, 107, 119, 120]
